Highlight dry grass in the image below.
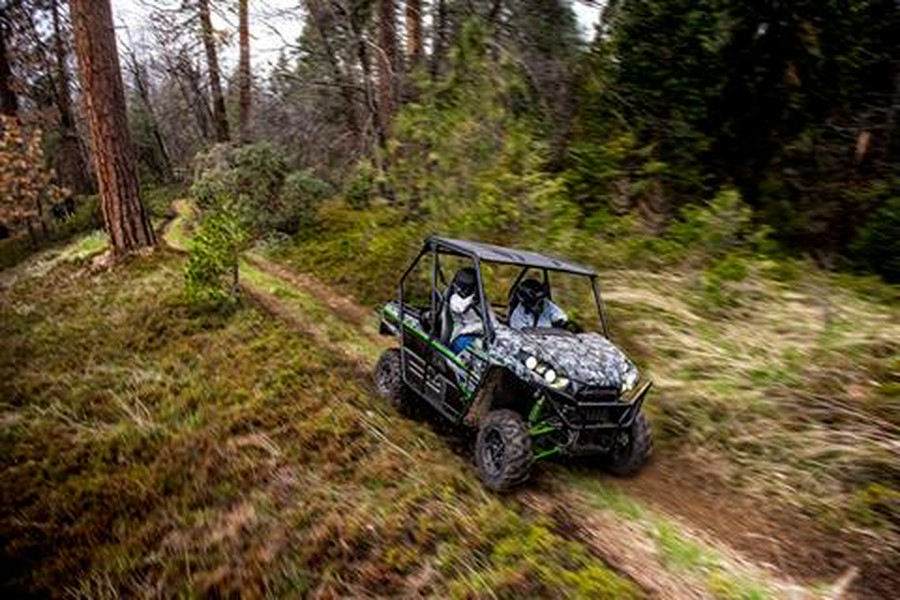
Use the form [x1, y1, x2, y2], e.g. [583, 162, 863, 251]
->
[602, 264, 900, 549]
[268, 208, 900, 561]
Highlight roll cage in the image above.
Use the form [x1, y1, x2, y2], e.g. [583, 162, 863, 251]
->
[398, 236, 610, 341]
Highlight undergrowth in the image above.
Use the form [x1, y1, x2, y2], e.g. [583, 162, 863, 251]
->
[0, 251, 637, 598]
[265, 200, 900, 559]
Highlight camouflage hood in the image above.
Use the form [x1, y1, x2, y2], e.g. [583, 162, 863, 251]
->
[490, 326, 637, 388]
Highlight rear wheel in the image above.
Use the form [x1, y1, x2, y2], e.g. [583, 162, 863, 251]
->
[606, 413, 653, 476]
[373, 348, 417, 415]
[476, 410, 532, 492]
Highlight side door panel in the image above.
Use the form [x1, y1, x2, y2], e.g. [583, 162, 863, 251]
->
[426, 343, 469, 421]
[401, 325, 430, 397]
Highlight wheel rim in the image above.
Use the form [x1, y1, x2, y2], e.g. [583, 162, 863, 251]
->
[481, 429, 506, 477]
[612, 431, 632, 462]
[376, 357, 395, 395]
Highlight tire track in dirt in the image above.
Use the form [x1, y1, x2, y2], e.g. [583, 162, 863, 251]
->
[520, 489, 713, 599]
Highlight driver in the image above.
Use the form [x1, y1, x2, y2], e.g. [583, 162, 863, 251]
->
[446, 268, 485, 354]
[509, 278, 568, 330]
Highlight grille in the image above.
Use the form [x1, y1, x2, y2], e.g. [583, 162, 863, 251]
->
[562, 404, 620, 425]
[579, 406, 612, 423]
[578, 386, 619, 403]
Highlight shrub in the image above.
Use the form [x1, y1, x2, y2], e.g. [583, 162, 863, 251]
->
[190, 142, 292, 235]
[700, 251, 751, 309]
[276, 170, 332, 234]
[191, 170, 233, 212]
[345, 161, 375, 209]
[566, 132, 670, 218]
[669, 189, 752, 257]
[851, 190, 900, 283]
[184, 199, 248, 310]
[231, 142, 288, 217]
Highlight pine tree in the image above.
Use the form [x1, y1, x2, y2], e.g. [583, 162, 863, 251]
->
[70, 0, 155, 253]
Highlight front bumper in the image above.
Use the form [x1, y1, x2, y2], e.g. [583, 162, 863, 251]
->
[554, 380, 652, 455]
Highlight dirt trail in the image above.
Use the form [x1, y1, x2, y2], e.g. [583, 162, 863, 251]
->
[162, 201, 862, 599]
[605, 457, 851, 583]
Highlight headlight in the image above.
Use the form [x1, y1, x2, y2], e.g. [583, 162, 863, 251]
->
[522, 354, 570, 389]
[621, 368, 639, 393]
[549, 376, 569, 390]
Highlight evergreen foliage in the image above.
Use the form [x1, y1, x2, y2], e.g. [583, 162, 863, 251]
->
[569, 0, 900, 279]
[184, 198, 248, 309]
[389, 22, 577, 246]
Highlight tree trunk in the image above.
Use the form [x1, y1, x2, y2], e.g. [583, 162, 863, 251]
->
[430, 0, 447, 81]
[128, 52, 174, 181]
[70, 0, 155, 253]
[346, 3, 393, 200]
[51, 0, 93, 194]
[376, 0, 397, 134]
[0, 7, 19, 117]
[238, 0, 251, 144]
[405, 0, 422, 70]
[305, 0, 360, 138]
[199, 0, 230, 143]
[175, 51, 214, 141]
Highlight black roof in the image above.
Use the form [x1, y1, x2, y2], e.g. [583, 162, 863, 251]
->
[427, 236, 596, 276]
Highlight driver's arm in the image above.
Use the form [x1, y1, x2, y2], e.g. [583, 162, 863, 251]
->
[546, 301, 568, 328]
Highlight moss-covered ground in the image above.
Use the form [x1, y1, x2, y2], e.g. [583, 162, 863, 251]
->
[0, 248, 640, 598]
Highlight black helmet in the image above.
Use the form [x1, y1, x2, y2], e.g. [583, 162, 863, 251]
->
[515, 278, 547, 313]
[451, 267, 477, 297]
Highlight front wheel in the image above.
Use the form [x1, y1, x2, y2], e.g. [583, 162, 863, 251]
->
[475, 410, 532, 492]
[373, 348, 417, 415]
[606, 413, 653, 476]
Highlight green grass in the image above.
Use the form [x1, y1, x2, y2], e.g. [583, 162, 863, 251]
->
[0, 250, 637, 597]
[239, 259, 383, 363]
[268, 201, 900, 557]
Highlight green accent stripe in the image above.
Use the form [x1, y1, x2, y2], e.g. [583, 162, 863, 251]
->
[382, 306, 478, 400]
[534, 447, 562, 461]
[529, 424, 557, 437]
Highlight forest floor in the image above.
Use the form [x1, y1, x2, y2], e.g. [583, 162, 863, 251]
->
[0, 202, 892, 598]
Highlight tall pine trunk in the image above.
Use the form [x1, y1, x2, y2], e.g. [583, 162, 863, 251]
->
[405, 0, 422, 70]
[51, 0, 93, 195]
[0, 6, 18, 117]
[238, 0, 251, 144]
[430, 0, 447, 80]
[173, 52, 214, 142]
[199, 0, 230, 143]
[71, 0, 155, 254]
[128, 52, 173, 181]
[376, 0, 397, 135]
[306, 0, 360, 138]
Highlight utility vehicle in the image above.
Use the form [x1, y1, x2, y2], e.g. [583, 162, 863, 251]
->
[374, 236, 653, 491]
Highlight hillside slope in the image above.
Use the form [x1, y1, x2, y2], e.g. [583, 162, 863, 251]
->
[0, 250, 641, 598]
[1, 204, 896, 597]
[264, 203, 900, 598]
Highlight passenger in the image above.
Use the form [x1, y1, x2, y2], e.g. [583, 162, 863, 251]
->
[509, 278, 568, 330]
